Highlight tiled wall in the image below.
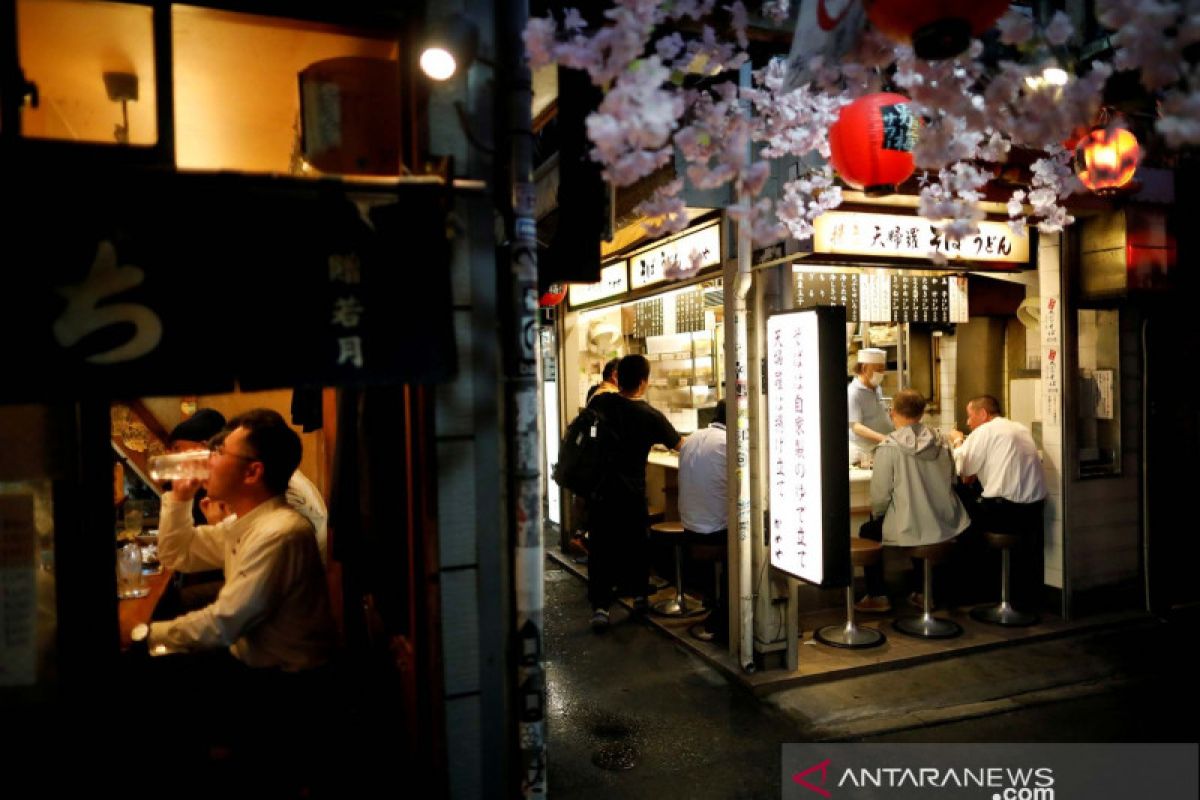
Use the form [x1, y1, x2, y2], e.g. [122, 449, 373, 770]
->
[430, 1, 498, 794]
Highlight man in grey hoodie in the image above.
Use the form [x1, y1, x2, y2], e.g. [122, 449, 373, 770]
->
[856, 389, 970, 612]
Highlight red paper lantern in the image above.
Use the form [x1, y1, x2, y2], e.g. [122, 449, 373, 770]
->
[863, 0, 1011, 60]
[828, 93, 919, 196]
[539, 283, 568, 307]
[1075, 126, 1140, 195]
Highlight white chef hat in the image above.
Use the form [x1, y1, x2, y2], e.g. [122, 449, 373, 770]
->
[857, 347, 887, 365]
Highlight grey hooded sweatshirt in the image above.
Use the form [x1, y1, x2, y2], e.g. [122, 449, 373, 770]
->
[870, 423, 970, 547]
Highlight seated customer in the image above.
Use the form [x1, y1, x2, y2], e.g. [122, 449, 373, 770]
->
[947, 394, 1047, 608]
[856, 389, 970, 612]
[678, 402, 728, 644]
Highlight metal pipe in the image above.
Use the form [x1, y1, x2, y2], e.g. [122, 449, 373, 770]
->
[735, 214, 754, 674]
[498, 0, 545, 795]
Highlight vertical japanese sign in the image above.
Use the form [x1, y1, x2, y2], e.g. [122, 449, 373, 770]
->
[1042, 295, 1061, 427]
[0, 495, 36, 687]
[767, 307, 850, 587]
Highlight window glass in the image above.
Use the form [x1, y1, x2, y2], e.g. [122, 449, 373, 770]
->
[17, 0, 158, 146]
[1076, 309, 1121, 477]
[172, 5, 399, 174]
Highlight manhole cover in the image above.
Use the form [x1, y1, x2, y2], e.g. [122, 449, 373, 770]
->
[592, 742, 638, 771]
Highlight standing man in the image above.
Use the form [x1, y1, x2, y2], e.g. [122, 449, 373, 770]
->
[856, 390, 970, 612]
[678, 402, 728, 643]
[848, 347, 893, 466]
[948, 395, 1047, 608]
[586, 357, 621, 403]
[586, 355, 682, 631]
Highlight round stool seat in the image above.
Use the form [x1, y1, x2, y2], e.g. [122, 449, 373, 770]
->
[983, 531, 1022, 550]
[850, 537, 882, 567]
[649, 521, 685, 545]
[906, 540, 954, 563]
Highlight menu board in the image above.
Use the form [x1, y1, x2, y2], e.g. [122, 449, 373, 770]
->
[631, 297, 664, 338]
[766, 307, 850, 588]
[794, 271, 969, 323]
[793, 272, 860, 320]
[674, 288, 706, 333]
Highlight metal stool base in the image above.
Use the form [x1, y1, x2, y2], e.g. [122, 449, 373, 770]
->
[815, 622, 886, 649]
[970, 603, 1039, 627]
[651, 595, 707, 618]
[894, 613, 962, 639]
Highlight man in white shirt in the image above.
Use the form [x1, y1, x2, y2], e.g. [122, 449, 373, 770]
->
[678, 403, 728, 643]
[948, 395, 1047, 608]
[147, 408, 337, 670]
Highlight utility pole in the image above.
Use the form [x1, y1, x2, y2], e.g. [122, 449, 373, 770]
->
[496, 0, 547, 796]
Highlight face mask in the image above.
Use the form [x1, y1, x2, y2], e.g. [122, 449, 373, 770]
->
[870, 371, 885, 388]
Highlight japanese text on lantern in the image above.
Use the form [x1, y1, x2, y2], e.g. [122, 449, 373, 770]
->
[329, 253, 364, 369]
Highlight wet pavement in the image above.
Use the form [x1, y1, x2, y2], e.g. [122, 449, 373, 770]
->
[545, 558, 1198, 798]
[544, 563, 798, 799]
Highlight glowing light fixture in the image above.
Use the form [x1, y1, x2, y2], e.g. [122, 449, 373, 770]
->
[1075, 124, 1141, 195]
[420, 15, 478, 81]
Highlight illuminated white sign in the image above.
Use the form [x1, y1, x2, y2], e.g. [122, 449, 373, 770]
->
[630, 223, 721, 289]
[813, 211, 1030, 263]
[568, 261, 628, 308]
[767, 311, 825, 584]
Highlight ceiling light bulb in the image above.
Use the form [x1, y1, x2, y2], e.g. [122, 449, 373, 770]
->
[1043, 67, 1068, 86]
[420, 47, 457, 81]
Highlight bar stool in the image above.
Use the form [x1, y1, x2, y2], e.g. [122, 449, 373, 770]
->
[648, 521, 704, 617]
[646, 506, 669, 589]
[816, 538, 886, 649]
[893, 540, 961, 639]
[970, 532, 1039, 626]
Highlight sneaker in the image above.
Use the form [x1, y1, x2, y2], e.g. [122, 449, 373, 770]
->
[689, 623, 716, 642]
[590, 608, 610, 632]
[908, 592, 933, 610]
[854, 595, 892, 613]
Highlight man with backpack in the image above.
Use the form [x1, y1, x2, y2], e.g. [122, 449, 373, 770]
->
[582, 355, 681, 631]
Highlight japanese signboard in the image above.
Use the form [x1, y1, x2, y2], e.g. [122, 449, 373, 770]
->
[1042, 295, 1061, 427]
[812, 211, 1030, 264]
[568, 261, 629, 308]
[1, 168, 456, 402]
[793, 269, 969, 323]
[629, 223, 721, 290]
[766, 306, 850, 587]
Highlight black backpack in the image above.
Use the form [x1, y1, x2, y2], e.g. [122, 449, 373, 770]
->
[552, 405, 619, 500]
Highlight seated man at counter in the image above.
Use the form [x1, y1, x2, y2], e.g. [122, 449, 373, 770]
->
[587, 354, 682, 632]
[678, 401, 728, 644]
[856, 389, 970, 613]
[948, 395, 1047, 608]
[142, 408, 337, 670]
[848, 347, 893, 466]
[163, 408, 331, 614]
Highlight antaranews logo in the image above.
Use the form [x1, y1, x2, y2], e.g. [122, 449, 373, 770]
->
[790, 759, 1055, 800]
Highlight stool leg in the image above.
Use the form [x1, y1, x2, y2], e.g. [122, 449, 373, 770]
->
[970, 546, 1039, 626]
[815, 584, 886, 649]
[894, 558, 962, 639]
[652, 543, 704, 617]
[674, 544, 686, 613]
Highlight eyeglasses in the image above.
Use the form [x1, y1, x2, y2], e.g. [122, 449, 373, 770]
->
[211, 442, 259, 462]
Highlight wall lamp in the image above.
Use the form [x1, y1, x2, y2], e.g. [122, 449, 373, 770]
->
[420, 15, 480, 81]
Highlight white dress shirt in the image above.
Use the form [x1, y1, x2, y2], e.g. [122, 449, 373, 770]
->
[152, 494, 337, 671]
[678, 422, 728, 535]
[953, 416, 1047, 504]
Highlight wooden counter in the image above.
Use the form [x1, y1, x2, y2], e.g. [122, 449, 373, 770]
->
[118, 567, 174, 650]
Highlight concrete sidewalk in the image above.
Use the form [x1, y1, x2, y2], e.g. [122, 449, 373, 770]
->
[546, 556, 1196, 798]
